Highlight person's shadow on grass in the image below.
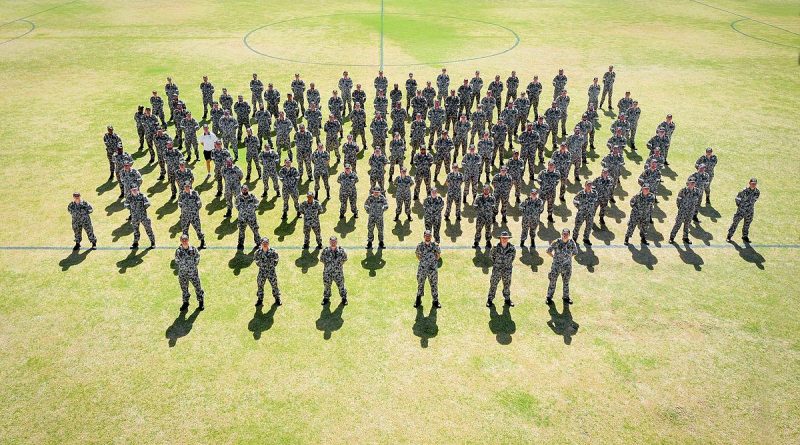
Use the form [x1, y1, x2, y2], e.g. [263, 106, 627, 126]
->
[412, 304, 438, 348]
[547, 302, 579, 345]
[59, 248, 93, 271]
[165, 307, 202, 347]
[730, 240, 766, 270]
[248, 303, 279, 340]
[316, 302, 345, 340]
[488, 304, 516, 345]
[116, 247, 152, 273]
[361, 247, 386, 277]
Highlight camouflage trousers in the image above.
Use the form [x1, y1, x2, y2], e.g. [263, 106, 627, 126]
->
[727, 209, 754, 238]
[246, 150, 262, 178]
[222, 132, 236, 153]
[625, 216, 650, 240]
[520, 149, 536, 179]
[236, 120, 250, 143]
[72, 219, 97, 244]
[296, 152, 312, 181]
[424, 217, 441, 243]
[416, 267, 439, 299]
[180, 214, 205, 242]
[303, 223, 322, 246]
[251, 93, 263, 113]
[474, 219, 492, 244]
[214, 168, 224, 195]
[597, 198, 610, 218]
[395, 195, 412, 217]
[224, 187, 239, 211]
[488, 266, 513, 300]
[323, 272, 347, 299]
[434, 153, 451, 180]
[542, 191, 556, 217]
[137, 126, 145, 147]
[520, 217, 539, 244]
[154, 108, 166, 127]
[669, 210, 693, 240]
[352, 129, 367, 148]
[131, 217, 155, 244]
[445, 193, 461, 218]
[179, 271, 204, 303]
[262, 171, 280, 196]
[494, 193, 510, 218]
[106, 151, 115, 176]
[169, 170, 179, 196]
[388, 155, 404, 179]
[145, 133, 156, 158]
[258, 127, 272, 148]
[367, 217, 385, 243]
[531, 97, 540, 119]
[238, 217, 261, 246]
[314, 173, 330, 196]
[454, 137, 467, 159]
[282, 189, 299, 214]
[546, 264, 571, 300]
[413, 175, 432, 198]
[326, 137, 341, 159]
[257, 269, 280, 299]
[600, 86, 613, 107]
[339, 191, 357, 216]
[547, 122, 559, 147]
[185, 135, 199, 160]
[156, 148, 167, 177]
[427, 124, 442, 147]
[277, 136, 292, 160]
[481, 157, 493, 183]
[463, 174, 480, 200]
[573, 211, 595, 240]
[369, 174, 386, 192]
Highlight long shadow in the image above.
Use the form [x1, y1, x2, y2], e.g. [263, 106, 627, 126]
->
[593, 224, 616, 245]
[257, 195, 278, 215]
[169, 221, 183, 239]
[146, 179, 168, 197]
[606, 204, 626, 224]
[661, 165, 678, 181]
[626, 148, 643, 165]
[273, 217, 298, 242]
[552, 200, 573, 223]
[698, 204, 721, 223]
[689, 222, 713, 246]
[140, 162, 157, 175]
[229, 249, 255, 276]
[547, 303, 579, 345]
[205, 196, 227, 216]
[613, 184, 629, 202]
[156, 199, 178, 220]
[215, 216, 238, 240]
[730, 240, 766, 270]
[392, 219, 412, 241]
[444, 219, 462, 242]
[602, 109, 616, 119]
[412, 305, 439, 348]
[295, 247, 320, 273]
[316, 302, 345, 340]
[520, 246, 544, 272]
[165, 308, 202, 347]
[196, 176, 214, 194]
[361, 248, 386, 277]
[58, 249, 92, 271]
[105, 199, 126, 216]
[116, 247, 152, 273]
[472, 246, 492, 274]
[649, 225, 665, 248]
[95, 179, 116, 196]
[575, 245, 599, 272]
[248, 303, 279, 340]
[651, 204, 667, 224]
[334, 216, 357, 239]
[488, 304, 516, 345]
[538, 221, 559, 242]
[111, 221, 133, 242]
[672, 243, 704, 271]
[627, 244, 657, 270]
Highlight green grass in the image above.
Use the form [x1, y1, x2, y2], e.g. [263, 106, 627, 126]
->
[0, 0, 799, 443]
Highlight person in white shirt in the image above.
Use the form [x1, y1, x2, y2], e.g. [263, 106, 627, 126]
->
[199, 124, 218, 178]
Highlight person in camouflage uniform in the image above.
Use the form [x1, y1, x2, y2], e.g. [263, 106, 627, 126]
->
[624, 184, 655, 245]
[164, 141, 185, 199]
[462, 144, 482, 203]
[210, 140, 231, 198]
[505, 71, 519, 107]
[491, 165, 513, 223]
[110, 143, 131, 197]
[658, 114, 676, 153]
[368, 147, 388, 191]
[575, 113, 593, 163]
[585, 104, 599, 149]
[423, 188, 444, 243]
[264, 83, 280, 118]
[470, 71, 484, 110]
[278, 159, 300, 219]
[572, 181, 598, 244]
[488, 75, 504, 120]
[646, 127, 669, 161]
[306, 83, 320, 114]
[487, 231, 516, 307]
[294, 124, 313, 182]
[537, 160, 561, 222]
[458, 78, 473, 117]
[350, 102, 367, 149]
[507, 150, 524, 203]
[588, 77, 600, 110]
[178, 182, 205, 249]
[726, 178, 760, 243]
[299, 191, 323, 249]
[354, 83, 368, 110]
[292, 73, 306, 115]
[321, 236, 348, 305]
[259, 144, 281, 198]
[374, 70, 388, 96]
[638, 160, 662, 199]
[219, 87, 233, 113]
[519, 122, 540, 179]
[526, 75, 543, 120]
[469, 104, 487, 145]
[427, 101, 446, 148]
[393, 166, 414, 221]
[304, 101, 322, 145]
[669, 178, 701, 244]
[433, 130, 454, 182]
[500, 101, 518, 149]
[388, 132, 406, 179]
[68, 192, 97, 250]
[607, 127, 628, 153]
[555, 89, 570, 137]
[409, 113, 427, 158]
[410, 91, 428, 126]
[370, 112, 389, 152]
[342, 134, 360, 172]
[175, 161, 194, 193]
[338, 71, 353, 115]
[473, 185, 496, 248]
[412, 146, 434, 200]
[389, 83, 401, 110]
[182, 111, 200, 162]
[284, 93, 300, 132]
[592, 168, 615, 226]
[234, 95, 252, 143]
[546, 229, 578, 305]
[617, 91, 633, 116]
[238, 127, 258, 180]
[601, 146, 624, 203]
[337, 164, 359, 219]
[513, 91, 530, 135]
[599, 66, 615, 109]
[405, 72, 418, 111]
[172, 100, 185, 149]
[627, 101, 641, 149]
[551, 143, 571, 201]
[272, 111, 293, 162]
[566, 127, 585, 181]
[119, 161, 142, 202]
[544, 102, 561, 149]
[444, 163, 464, 220]
[645, 147, 666, 172]
[312, 143, 331, 199]
[374, 89, 389, 117]
[552, 69, 567, 100]
[126, 187, 155, 249]
[222, 159, 243, 218]
[250, 73, 264, 116]
[154, 127, 172, 180]
[328, 90, 345, 128]
[445, 89, 460, 132]
[176, 234, 204, 312]
[689, 164, 711, 222]
[477, 131, 494, 184]
[236, 185, 261, 250]
[437, 68, 450, 101]
[415, 230, 442, 308]
[199, 76, 215, 119]
[254, 104, 272, 148]
[481, 90, 496, 126]
[695, 147, 718, 206]
[324, 114, 342, 160]
[490, 119, 508, 168]
[364, 187, 389, 249]
[390, 102, 407, 139]
[520, 189, 544, 248]
[422, 81, 436, 111]
[452, 114, 470, 162]
[219, 110, 238, 157]
[254, 237, 281, 307]
[532, 116, 550, 165]
[103, 126, 122, 180]
[141, 108, 159, 163]
[151, 91, 166, 127]
[134, 105, 145, 150]
[610, 112, 631, 141]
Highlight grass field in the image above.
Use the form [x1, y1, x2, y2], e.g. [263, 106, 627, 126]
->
[1, 0, 799, 443]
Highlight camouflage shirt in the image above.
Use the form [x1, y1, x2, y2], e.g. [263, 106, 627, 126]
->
[416, 241, 441, 270]
[179, 190, 202, 217]
[278, 166, 300, 192]
[734, 187, 760, 213]
[474, 193, 496, 222]
[491, 173, 512, 197]
[526, 81, 542, 99]
[629, 192, 655, 219]
[337, 171, 359, 194]
[338, 77, 353, 98]
[312, 150, 330, 173]
[462, 153, 482, 177]
[364, 194, 389, 218]
[490, 243, 516, 270]
[236, 193, 260, 220]
[423, 195, 444, 220]
[547, 238, 577, 268]
[394, 175, 414, 198]
[200, 81, 215, 101]
[298, 199, 323, 226]
[368, 153, 388, 178]
[175, 245, 201, 275]
[254, 247, 279, 270]
[537, 169, 561, 194]
[506, 76, 519, 95]
[520, 196, 544, 219]
[350, 109, 367, 131]
[412, 152, 434, 177]
[445, 171, 464, 195]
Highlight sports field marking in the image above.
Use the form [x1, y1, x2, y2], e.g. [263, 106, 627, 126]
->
[0, 19, 34, 46]
[0, 0, 77, 28]
[730, 18, 800, 49]
[688, 0, 800, 49]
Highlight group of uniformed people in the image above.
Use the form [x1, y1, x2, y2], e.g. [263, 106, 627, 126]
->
[71, 66, 762, 312]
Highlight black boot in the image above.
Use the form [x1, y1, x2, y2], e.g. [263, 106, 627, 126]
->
[341, 297, 348, 306]
[414, 296, 422, 308]
[433, 299, 441, 309]
[485, 298, 494, 308]
[197, 301, 204, 311]
[255, 298, 263, 307]
[224, 209, 231, 218]
[682, 238, 692, 244]
[73, 242, 80, 251]
[199, 239, 205, 249]
[180, 301, 189, 312]
[641, 237, 649, 246]
[742, 236, 751, 243]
